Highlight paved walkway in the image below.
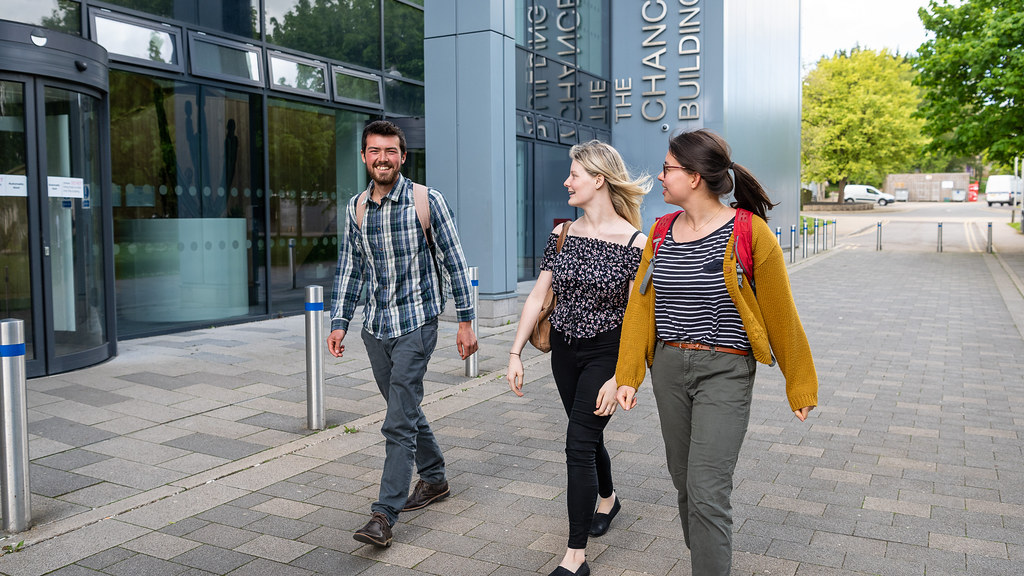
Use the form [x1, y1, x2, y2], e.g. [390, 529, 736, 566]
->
[1, 210, 1022, 575]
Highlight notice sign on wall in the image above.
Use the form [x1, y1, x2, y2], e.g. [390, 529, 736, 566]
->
[0, 174, 28, 197]
[47, 176, 85, 198]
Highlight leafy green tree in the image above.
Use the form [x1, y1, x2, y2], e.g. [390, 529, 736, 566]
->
[915, 1, 1024, 166]
[802, 48, 927, 200]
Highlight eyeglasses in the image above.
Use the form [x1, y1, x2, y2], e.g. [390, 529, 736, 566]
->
[662, 163, 687, 174]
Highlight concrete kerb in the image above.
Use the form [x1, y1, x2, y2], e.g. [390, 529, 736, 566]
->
[6, 325, 531, 550]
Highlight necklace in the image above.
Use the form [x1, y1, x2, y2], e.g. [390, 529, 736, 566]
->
[687, 204, 724, 232]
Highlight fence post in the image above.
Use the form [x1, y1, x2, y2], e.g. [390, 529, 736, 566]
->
[1, 319, 31, 533]
[305, 286, 325, 430]
[465, 267, 479, 378]
[937, 222, 943, 253]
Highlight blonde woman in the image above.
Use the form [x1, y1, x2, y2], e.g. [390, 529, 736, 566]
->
[506, 140, 651, 576]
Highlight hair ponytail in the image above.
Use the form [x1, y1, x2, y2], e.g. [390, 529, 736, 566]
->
[667, 129, 777, 220]
[730, 163, 775, 221]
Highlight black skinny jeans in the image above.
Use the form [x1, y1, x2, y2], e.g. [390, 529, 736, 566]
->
[550, 326, 619, 549]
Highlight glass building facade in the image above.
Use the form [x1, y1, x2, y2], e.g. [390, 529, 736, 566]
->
[513, 0, 611, 280]
[2, 0, 425, 375]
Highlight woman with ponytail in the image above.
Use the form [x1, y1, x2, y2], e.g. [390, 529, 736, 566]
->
[610, 129, 818, 575]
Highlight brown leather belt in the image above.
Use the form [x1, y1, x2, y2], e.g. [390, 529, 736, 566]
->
[661, 340, 750, 356]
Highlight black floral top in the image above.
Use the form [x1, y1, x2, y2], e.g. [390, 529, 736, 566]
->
[540, 231, 642, 339]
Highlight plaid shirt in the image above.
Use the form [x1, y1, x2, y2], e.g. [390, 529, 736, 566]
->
[330, 174, 475, 339]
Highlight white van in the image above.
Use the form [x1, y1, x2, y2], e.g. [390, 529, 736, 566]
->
[985, 175, 1022, 206]
[843, 184, 895, 206]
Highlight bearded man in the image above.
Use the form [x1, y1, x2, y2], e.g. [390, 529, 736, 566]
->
[328, 120, 478, 547]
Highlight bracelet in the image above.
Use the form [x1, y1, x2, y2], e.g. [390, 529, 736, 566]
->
[509, 351, 521, 356]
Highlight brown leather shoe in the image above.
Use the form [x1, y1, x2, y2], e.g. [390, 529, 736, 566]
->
[353, 512, 392, 547]
[402, 479, 450, 511]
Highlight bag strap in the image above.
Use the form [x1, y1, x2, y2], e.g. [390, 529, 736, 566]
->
[556, 220, 572, 252]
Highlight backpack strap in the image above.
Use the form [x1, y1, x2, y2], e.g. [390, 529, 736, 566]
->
[352, 179, 431, 242]
[734, 208, 755, 292]
[639, 211, 682, 295]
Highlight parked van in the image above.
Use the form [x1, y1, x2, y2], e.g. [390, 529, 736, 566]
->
[843, 184, 895, 206]
[985, 175, 1021, 206]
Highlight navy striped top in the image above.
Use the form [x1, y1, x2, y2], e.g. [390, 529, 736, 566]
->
[652, 218, 750, 349]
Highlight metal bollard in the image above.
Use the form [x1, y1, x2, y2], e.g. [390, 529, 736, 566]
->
[775, 226, 782, 246]
[822, 220, 829, 251]
[789, 225, 796, 263]
[832, 219, 837, 247]
[937, 222, 943, 253]
[813, 221, 819, 254]
[988, 221, 993, 253]
[305, 286, 325, 430]
[1, 319, 31, 533]
[876, 221, 883, 251]
[465, 267, 479, 378]
[288, 238, 296, 290]
[802, 224, 808, 259]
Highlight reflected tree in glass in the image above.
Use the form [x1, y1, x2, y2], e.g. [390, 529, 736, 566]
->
[266, 0, 381, 70]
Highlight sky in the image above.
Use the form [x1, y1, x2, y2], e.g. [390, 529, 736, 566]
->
[801, 0, 933, 72]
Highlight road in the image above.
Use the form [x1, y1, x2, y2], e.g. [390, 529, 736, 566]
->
[808, 201, 1023, 254]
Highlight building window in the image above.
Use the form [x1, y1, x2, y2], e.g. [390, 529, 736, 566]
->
[265, 0, 381, 71]
[384, 78, 424, 116]
[269, 52, 328, 97]
[5, 0, 81, 35]
[108, 70, 266, 336]
[332, 66, 383, 109]
[189, 32, 263, 86]
[96, 0, 260, 40]
[91, 10, 183, 71]
[383, 0, 424, 81]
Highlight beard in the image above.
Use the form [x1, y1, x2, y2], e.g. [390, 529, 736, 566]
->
[368, 161, 400, 187]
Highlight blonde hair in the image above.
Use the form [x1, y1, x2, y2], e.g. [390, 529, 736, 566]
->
[569, 140, 652, 229]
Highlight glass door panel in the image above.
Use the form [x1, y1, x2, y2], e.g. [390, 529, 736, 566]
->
[43, 87, 107, 357]
[0, 81, 33, 360]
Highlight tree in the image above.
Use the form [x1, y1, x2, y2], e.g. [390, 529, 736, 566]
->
[802, 48, 927, 200]
[914, 1, 1024, 166]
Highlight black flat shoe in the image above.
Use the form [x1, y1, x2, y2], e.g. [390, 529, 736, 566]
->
[548, 561, 590, 576]
[589, 497, 621, 536]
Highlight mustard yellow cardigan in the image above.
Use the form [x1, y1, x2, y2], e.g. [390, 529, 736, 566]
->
[616, 215, 818, 412]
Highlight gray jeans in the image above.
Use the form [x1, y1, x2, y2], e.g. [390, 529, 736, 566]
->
[361, 318, 445, 525]
[650, 341, 756, 576]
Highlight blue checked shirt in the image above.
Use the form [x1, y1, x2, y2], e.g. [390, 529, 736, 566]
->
[330, 174, 475, 339]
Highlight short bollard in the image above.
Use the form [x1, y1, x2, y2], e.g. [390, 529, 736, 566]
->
[937, 222, 943, 253]
[465, 267, 479, 378]
[988, 221, 993, 253]
[1, 319, 32, 533]
[775, 226, 782, 246]
[876, 221, 883, 251]
[813, 221, 819, 254]
[288, 238, 296, 290]
[832, 219, 837, 247]
[802, 224, 808, 259]
[789, 225, 796, 263]
[822, 220, 829, 251]
[305, 286, 325, 431]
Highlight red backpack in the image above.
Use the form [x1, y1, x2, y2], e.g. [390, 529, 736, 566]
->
[639, 208, 756, 294]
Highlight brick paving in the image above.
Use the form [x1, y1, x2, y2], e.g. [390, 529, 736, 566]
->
[0, 207, 1022, 575]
